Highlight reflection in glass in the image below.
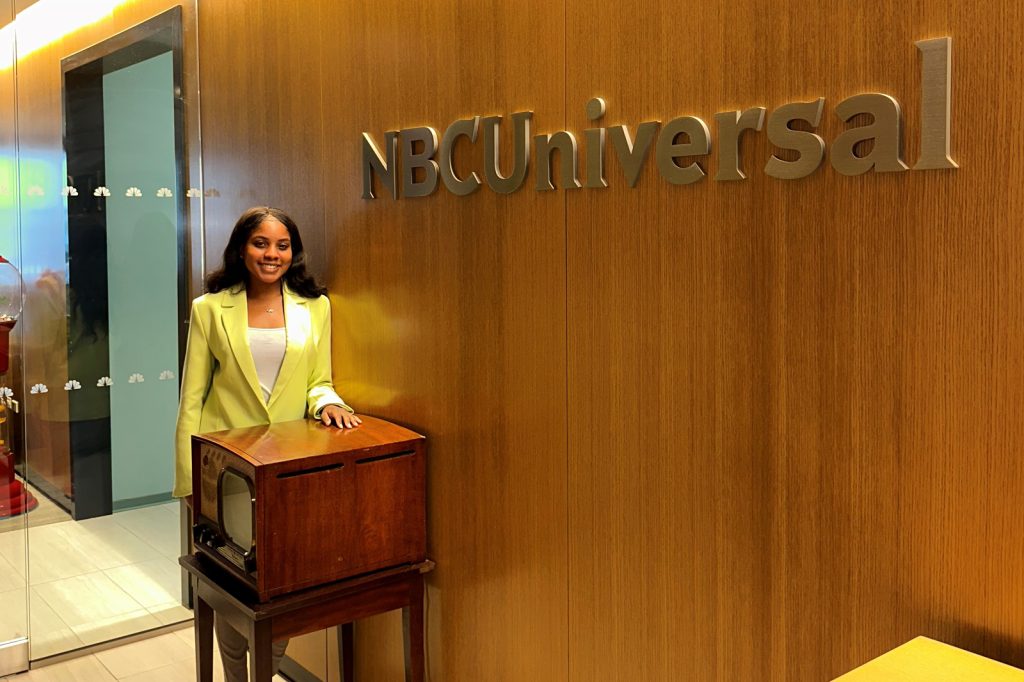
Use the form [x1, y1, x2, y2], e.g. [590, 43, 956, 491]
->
[0, 0, 29, 675]
[0, 255, 21, 373]
[220, 470, 254, 552]
[4, 3, 199, 662]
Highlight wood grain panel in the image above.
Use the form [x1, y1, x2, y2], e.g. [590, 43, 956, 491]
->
[567, 1, 1024, 681]
[193, 0, 1024, 680]
[196, 0, 328, 280]
[317, 1, 568, 680]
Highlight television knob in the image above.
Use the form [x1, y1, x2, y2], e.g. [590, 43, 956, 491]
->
[197, 526, 215, 546]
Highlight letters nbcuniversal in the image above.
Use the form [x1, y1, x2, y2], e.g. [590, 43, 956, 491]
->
[361, 38, 956, 200]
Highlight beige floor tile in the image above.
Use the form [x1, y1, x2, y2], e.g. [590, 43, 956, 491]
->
[1, 625, 290, 682]
[25, 526, 100, 585]
[0, 500, 189, 661]
[102, 558, 182, 609]
[33, 573, 143, 629]
[148, 602, 192, 626]
[26, 590, 82, 659]
[28, 634, 82, 663]
[24, 494, 70, 531]
[111, 506, 181, 560]
[0, 479, 69, 537]
[116, 658, 189, 682]
[171, 625, 197, 649]
[0, 587, 27, 641]
[5, 655, 116, 681]
[68, 610, 162, 648]
[0, 532, 26, 579]
[0, 517, 23, 538]
[93, 631, 192, 679]
[141, 633, 229, 682]
[62, 517, 163, 570]
[0, 554, 26, 593]
[156, 501, 181, 519]
[0, 510, 27, 536]
[119, 655, 228, 682]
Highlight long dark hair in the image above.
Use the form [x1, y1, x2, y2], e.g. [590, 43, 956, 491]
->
[205, 207, 327, 298]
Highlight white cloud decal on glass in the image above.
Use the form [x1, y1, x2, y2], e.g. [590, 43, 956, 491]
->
[0, 387, 13, 399]
[156, 187, 173, 197]
[26, 186, 43, 197]
[64, 380, 82, 390]
[94, 187, 111, 197]
[128, 373, 145, 384]
[159, 370, 175, 380]
[29, 383, 48, 394]
[185, 188, 201, 198]
[97, 376, 113, 387]
[62, 186, 79, 197]
[125, 187, 142, 197]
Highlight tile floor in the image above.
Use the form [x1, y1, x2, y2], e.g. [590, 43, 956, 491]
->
[0, 481, 70, 534]
[0, 501, 190, 659]
[0, 625, 289, 681]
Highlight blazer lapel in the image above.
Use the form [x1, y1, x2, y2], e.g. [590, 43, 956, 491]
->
[267, 286, 310, 410]
[220, 286, 265, 406]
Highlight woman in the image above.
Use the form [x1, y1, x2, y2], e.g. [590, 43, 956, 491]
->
[174, 206, 360, 681]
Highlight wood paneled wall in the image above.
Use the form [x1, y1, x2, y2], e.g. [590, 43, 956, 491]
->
[200, 3, 569, 680]
[198, 1, 1024, 680]
[323, 1, 570, 678]
[196, 1, 329, 278]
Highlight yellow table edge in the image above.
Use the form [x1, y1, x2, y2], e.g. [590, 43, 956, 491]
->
[832, 636, 1024, 682]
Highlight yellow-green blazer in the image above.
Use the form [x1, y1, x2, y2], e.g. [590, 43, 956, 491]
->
[172, 285, 350, 497]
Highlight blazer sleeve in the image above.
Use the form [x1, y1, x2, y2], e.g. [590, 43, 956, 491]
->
[306, 296, 353, 418]
[173, 299, 215, 497]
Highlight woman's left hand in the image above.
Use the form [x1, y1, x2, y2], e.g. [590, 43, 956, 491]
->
[321, 405, 362, 429]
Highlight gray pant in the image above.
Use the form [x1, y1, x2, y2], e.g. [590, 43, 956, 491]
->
[215, 614, 289, 682]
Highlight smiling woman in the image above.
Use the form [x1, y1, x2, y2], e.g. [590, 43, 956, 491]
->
[173, 205, 360, 680]
[242, 219, 293, 303]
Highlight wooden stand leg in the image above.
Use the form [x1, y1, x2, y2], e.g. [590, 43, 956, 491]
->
[337, 622, 355, 682]
[181, 557, 435, 682]
[249, 619, 273, 682]
[193, 587, 214, 682]
[402, 576, 425, 682]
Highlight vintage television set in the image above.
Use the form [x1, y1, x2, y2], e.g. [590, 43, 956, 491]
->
[191, 416, 426, 600]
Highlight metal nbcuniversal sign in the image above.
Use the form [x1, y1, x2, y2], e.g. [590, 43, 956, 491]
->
[361, 37, 956, 200]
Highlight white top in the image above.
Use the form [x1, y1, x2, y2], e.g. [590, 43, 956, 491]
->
[247, 326, 286, 403]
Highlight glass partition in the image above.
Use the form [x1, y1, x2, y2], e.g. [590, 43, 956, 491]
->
[6, 0, 202, 662]
[0, 0, 28, 675]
